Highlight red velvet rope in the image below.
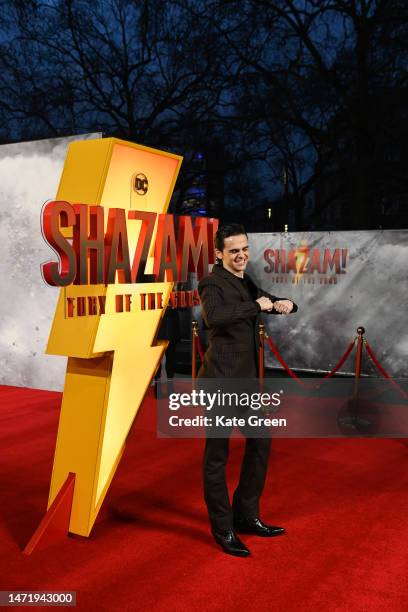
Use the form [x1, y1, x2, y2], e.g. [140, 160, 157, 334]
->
[265, 336, 356, 386]
[195, 332, 204, 361]
[263, 333, 408, 402]
[322, 340, 356, 380]
[365, 341, 408, 401]
[266, 336, 311, 388]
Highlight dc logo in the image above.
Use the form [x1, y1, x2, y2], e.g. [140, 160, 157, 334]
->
[134, 173, 148, 195]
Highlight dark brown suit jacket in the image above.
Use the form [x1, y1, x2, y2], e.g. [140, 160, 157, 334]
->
[197, 264, 298, 378]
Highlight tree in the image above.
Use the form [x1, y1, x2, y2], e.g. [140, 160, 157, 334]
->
[193, 0, 408, 228]
[1, 0, 407, 229]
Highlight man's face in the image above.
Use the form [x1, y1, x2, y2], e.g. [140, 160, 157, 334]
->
[215, 234, 249, 277]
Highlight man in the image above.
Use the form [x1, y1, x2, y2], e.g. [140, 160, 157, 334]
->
[198, 223, 297, 557]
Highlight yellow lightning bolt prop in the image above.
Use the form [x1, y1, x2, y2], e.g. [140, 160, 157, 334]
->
[46, 138, 182, 536]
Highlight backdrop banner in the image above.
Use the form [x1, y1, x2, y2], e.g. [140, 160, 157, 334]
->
[247, 231, 408, 378]
[0, 133, 101, 391]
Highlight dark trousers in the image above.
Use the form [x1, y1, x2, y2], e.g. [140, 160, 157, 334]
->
[203, 436, 272, 532]
[156, 340, 177, 380]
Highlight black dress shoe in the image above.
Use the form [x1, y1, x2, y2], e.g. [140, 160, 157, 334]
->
[211, 528, 250, 557]
[234, 516, 285, 537]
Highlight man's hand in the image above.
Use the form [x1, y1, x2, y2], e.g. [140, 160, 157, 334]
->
[273, 299, 294, 314]
[256, 296, 274, 312]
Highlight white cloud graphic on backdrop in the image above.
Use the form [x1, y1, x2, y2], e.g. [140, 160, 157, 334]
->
[248, 232, 408, 377]
[0, 134, 100, 391]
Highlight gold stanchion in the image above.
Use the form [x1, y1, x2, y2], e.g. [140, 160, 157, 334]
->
[353, 326, 365, 398]
[258, 323, 265, 381]
[339, 326, 371, 432]
[192, 320, 198, 379]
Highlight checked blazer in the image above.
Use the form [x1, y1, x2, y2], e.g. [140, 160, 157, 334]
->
[197, 263, 298, 378]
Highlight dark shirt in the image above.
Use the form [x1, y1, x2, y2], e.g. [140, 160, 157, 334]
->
[236, 275, 258, 363]
[237, 274, 261, 311]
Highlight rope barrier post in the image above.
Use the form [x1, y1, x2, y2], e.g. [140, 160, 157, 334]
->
[191, 320, 198, 380]
[353, 326, 365, 398]
[339, 325, 370, 432]
[259, 323, 265, 382]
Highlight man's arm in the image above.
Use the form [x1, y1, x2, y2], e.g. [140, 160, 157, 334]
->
[199, 281, 267, 327]
[257, 287, 298, 314]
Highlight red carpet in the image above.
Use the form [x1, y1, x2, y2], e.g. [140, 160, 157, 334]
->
[1, 384, 408, 611]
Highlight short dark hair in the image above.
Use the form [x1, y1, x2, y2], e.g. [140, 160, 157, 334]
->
[214, 223, 248, 252]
